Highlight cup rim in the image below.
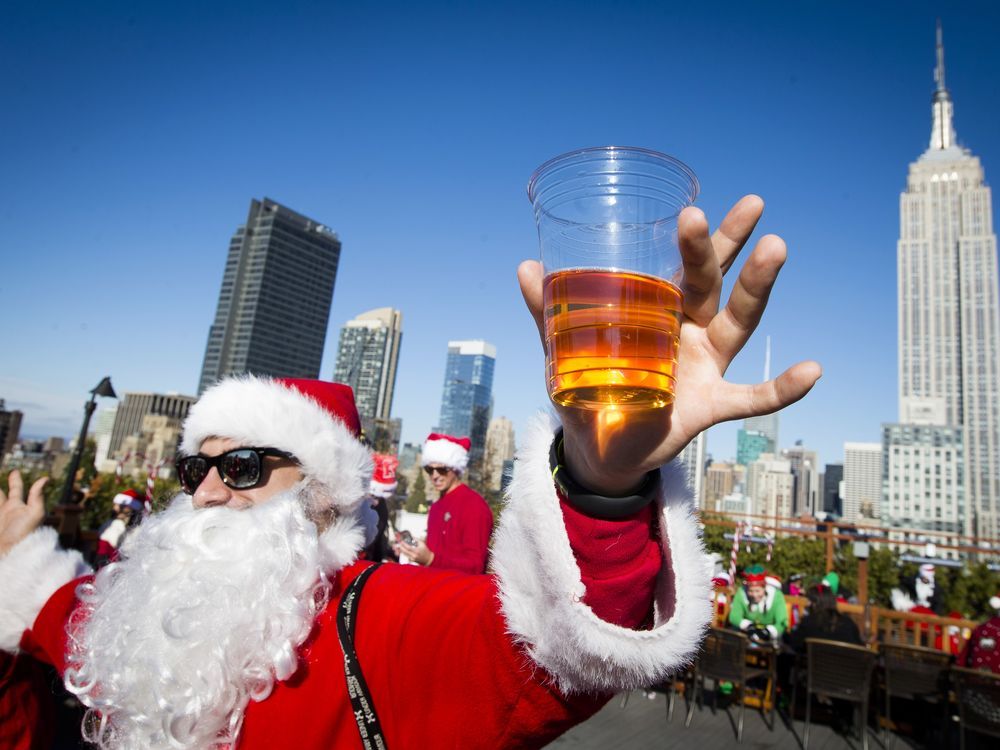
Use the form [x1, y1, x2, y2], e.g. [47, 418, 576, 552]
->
[526, 145, 699, 205]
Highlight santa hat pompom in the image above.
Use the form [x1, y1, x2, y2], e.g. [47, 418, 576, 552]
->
[421, 433, 471, 474]
[990, 595, 1000, 612]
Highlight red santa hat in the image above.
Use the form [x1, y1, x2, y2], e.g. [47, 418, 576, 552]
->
[764, 572, 782, 591]
[421, 433, 471, 474]
[711, 572, 732, 589]
[370, 453, 399, 499]
[112, 489, 143, 509]
[180, 376, 372, 514]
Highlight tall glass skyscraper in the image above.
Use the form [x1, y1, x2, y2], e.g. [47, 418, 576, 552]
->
[437, 340, 496, 470]
[199, 198, 342, 393]
[332, 307, 403, 422]
[896, 26, 1000, 537]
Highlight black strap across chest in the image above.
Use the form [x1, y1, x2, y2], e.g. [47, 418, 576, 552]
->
[337, 562, 388, 750]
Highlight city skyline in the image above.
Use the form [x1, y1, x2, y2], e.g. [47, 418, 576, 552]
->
[2, 4, 998, 465]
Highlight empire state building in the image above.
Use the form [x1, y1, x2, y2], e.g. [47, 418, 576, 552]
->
[896, 25, 1000, 537]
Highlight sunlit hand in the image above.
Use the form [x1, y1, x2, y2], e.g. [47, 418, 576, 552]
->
[397, 537, 434, 566]
[518, 195, 821, 495]
[0, 470, 48, 556]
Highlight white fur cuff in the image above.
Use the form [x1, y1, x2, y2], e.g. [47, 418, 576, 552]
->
[492, 413, 713, 695]
[0, 527, 91, 652]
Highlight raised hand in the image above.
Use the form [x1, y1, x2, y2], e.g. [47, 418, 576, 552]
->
[518, 195, 821, 495]
[0, 470, 48, 556]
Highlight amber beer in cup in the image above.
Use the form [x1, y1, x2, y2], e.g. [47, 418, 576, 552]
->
[528, 147, 698, 410]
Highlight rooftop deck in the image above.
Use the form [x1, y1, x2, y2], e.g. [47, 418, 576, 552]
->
[545, 689, 928, 749]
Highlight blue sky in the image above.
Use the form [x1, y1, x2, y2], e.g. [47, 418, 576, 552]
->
[2, 0, 999, 470]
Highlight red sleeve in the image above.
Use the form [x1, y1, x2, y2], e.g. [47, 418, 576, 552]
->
[18, 576, 90, 674]
[560, 496, 660, 629]
[0, 651, 56, 750]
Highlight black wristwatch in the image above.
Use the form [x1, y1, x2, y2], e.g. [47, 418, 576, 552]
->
[549, 429, 660, 519]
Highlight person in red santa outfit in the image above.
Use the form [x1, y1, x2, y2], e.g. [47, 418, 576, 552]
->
[0, 194, 821, 749]
[363, 453, 399, 562]
[960, 595, 1000, 675]
[396, 433, 493, 574]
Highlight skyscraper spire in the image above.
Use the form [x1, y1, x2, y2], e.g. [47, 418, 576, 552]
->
[929, 20, 957, 150]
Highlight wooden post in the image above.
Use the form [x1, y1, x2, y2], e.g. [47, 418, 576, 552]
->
[825, 524, 835, 572]
[858, 556, 869, 609]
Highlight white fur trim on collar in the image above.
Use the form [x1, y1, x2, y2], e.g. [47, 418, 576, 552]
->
[181, 376, 372, 514]
[491, 413, 713, 694]
[421, 438, 469, 474]
[0, 527, 91, 652]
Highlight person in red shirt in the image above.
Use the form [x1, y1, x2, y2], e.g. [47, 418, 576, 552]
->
[960, 595, 1000, 674]
[397, 433, 494, 574]
[0, 193, 821, 749]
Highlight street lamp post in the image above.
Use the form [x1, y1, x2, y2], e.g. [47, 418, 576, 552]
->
[59, 376, 117, 506]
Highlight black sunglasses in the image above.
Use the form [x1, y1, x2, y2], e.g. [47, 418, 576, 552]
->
[423, 465, 452, 476]
[176, 447, 297, 495]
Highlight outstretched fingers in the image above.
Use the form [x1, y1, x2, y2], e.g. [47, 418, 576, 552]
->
[677, 207, 722, 325]
[715, 361, 822, 424]
[27, 477, 48, 515]
[706, 234, 786, 365]
[713, 195, 764, 275]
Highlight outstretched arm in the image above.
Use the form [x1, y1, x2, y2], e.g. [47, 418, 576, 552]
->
[0, 471, 91, 653]
[518, 195, 821, 496]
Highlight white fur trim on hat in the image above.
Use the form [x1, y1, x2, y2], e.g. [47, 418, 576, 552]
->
[181, 375, 372, 515]
[491, 412, 713, 694]
[0, 527, 92, 652]
[370, 479, 397, 499]
[421, 437, 469, 474]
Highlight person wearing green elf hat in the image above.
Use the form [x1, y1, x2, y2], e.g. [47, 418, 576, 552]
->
[820, 571, 840, 595]
[728, 564, 789, 641]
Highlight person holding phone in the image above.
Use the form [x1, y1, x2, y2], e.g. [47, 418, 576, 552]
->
[396, 433, 493, 574]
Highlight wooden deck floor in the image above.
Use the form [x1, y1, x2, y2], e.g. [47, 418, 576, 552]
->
[545, 690, 926, 750]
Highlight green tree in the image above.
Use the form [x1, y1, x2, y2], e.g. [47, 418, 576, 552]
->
[405, 470, 426, 513]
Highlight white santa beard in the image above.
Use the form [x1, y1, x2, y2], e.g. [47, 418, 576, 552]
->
[64, 485, 335, 750]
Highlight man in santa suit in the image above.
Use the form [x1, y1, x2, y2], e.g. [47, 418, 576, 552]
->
[0, 194, 820, 749]
[396, 433, 493, 574]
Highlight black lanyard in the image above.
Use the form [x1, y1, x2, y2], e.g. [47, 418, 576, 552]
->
[337, 563, 388, 750]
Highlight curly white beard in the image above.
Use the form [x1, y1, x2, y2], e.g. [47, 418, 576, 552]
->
[63, 485, 339, 750]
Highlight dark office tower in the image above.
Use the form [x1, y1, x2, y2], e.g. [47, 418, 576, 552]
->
[199, 198, 342, 393]
[0, 400, 23, 459]
[437, 340, 496, 472]
[823, 463, 843, 517]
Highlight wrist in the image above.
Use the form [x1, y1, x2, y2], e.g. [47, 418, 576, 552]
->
[551, 430, 659, 519]
[561, 431, 648, 496]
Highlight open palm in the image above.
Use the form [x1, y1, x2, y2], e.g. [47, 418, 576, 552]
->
[518, 195, 821, 495]
[0, 470, 48, 556]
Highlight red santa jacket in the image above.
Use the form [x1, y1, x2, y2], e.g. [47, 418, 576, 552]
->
[3, 416, 714, 749]
[426, 483, 494, 574]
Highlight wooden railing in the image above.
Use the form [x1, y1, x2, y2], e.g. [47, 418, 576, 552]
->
[713, 592, 977, 656]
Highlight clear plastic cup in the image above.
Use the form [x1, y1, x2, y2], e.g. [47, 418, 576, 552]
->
[527, 146, 699, 410]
